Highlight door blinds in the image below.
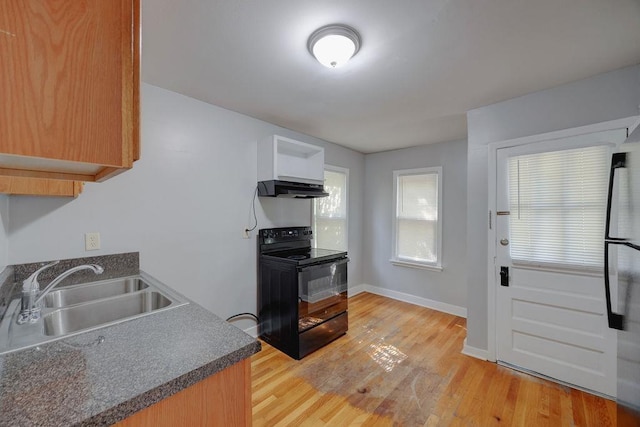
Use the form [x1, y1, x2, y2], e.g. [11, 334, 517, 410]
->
[507, 145, 609, 269]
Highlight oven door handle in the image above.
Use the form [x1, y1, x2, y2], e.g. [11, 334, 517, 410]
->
[297, 257, 349, 272]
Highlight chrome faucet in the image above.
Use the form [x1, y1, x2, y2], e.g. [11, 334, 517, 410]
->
[18, 261, 104, 324]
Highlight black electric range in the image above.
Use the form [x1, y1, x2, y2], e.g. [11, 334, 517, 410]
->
[257, 226, 349, 359]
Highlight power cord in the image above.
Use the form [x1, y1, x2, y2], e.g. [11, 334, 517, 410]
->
[244, 185, 258, 235]
[226, 312, 259, 322]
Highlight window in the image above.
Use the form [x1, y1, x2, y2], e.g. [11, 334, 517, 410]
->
[507, 145, 609, 269]
[391, 167, 442, 270]
[313, 166, 348, 251]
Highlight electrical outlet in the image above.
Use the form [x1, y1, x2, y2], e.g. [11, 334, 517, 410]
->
[85, 232, 101, 251]
[242, 229, 250, 239]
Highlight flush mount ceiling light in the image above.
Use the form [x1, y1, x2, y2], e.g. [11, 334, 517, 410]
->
[308, 24, 361, 68]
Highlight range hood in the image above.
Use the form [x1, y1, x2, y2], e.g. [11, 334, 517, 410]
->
[258, 180, 329, 199]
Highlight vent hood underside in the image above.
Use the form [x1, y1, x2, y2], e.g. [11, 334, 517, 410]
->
[257, 180, 329, 199]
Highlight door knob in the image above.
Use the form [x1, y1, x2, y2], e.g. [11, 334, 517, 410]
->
[500, 238, 509, 246]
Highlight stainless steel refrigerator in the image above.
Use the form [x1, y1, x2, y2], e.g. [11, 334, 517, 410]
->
[604, 127, 640, 426]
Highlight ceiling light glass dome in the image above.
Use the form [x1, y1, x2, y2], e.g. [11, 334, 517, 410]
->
[308, 24, 361, 68]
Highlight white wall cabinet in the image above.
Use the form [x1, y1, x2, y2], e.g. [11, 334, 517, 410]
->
[258, 135, 324, 184]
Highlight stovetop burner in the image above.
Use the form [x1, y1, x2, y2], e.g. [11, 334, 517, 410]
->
[259, 226, 347, 266]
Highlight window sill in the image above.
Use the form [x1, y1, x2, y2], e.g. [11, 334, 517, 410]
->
[389, 259, 443, 272]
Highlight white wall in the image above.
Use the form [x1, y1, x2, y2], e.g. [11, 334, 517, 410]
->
[465, 64, 640, 351]
[362, 140, 468, 313]
[6, 84, 365, 330]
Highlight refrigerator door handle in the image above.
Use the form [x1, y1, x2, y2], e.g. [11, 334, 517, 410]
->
[604, 241, 625, 330]
[605, 152, 627, 241]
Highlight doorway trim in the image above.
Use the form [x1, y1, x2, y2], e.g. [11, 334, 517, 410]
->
[485, 116, 639, 363]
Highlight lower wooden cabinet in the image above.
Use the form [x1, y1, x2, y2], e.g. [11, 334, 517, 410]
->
[114, 359, 252, 427]
[0, 177, 83, 197]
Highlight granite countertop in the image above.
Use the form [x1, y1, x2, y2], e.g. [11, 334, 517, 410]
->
[0, 254, 261, 426]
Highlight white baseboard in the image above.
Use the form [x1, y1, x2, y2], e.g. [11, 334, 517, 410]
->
[351, 283, 467, 318]
[461, 338, 489, 360]
[243, 325, 258, 338]
[348, 284, 368, 297]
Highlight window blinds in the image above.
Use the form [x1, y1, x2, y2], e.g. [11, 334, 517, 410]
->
[314, 169, 348, 251]
[507, 145, 609, 268]
[396, 172, 439, 263]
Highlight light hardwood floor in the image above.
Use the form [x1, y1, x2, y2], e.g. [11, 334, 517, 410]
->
[251, 292, 616, 426]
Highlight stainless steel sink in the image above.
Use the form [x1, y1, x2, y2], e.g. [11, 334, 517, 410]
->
[0, 272, 188, 355]
[43, 277, 149, 308]
[43, 291, 172, 336]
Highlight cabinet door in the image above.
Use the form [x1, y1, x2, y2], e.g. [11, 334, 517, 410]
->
[114, 359, 252, 427]
[0, 0, 140, 182]
[0, 177, 82, 197]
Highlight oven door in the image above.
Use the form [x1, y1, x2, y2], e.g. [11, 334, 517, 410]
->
[297, 257, 348, 332]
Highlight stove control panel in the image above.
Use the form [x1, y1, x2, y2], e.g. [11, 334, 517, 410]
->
[259, 227, 313, 244]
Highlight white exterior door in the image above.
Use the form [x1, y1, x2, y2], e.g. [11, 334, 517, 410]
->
[495, 129, 626, 397]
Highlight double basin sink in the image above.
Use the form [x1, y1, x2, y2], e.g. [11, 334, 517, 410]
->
[0, 273, 188, 354]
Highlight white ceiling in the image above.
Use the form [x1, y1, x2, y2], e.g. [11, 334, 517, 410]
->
[142, 0, 640, 154]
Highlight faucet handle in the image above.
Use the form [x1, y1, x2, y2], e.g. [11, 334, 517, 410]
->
[22, 260, 60, 292]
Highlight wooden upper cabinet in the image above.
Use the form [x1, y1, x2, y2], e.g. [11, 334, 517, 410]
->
[0, 0, 140, 182]
[0, 176, 83, 197]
